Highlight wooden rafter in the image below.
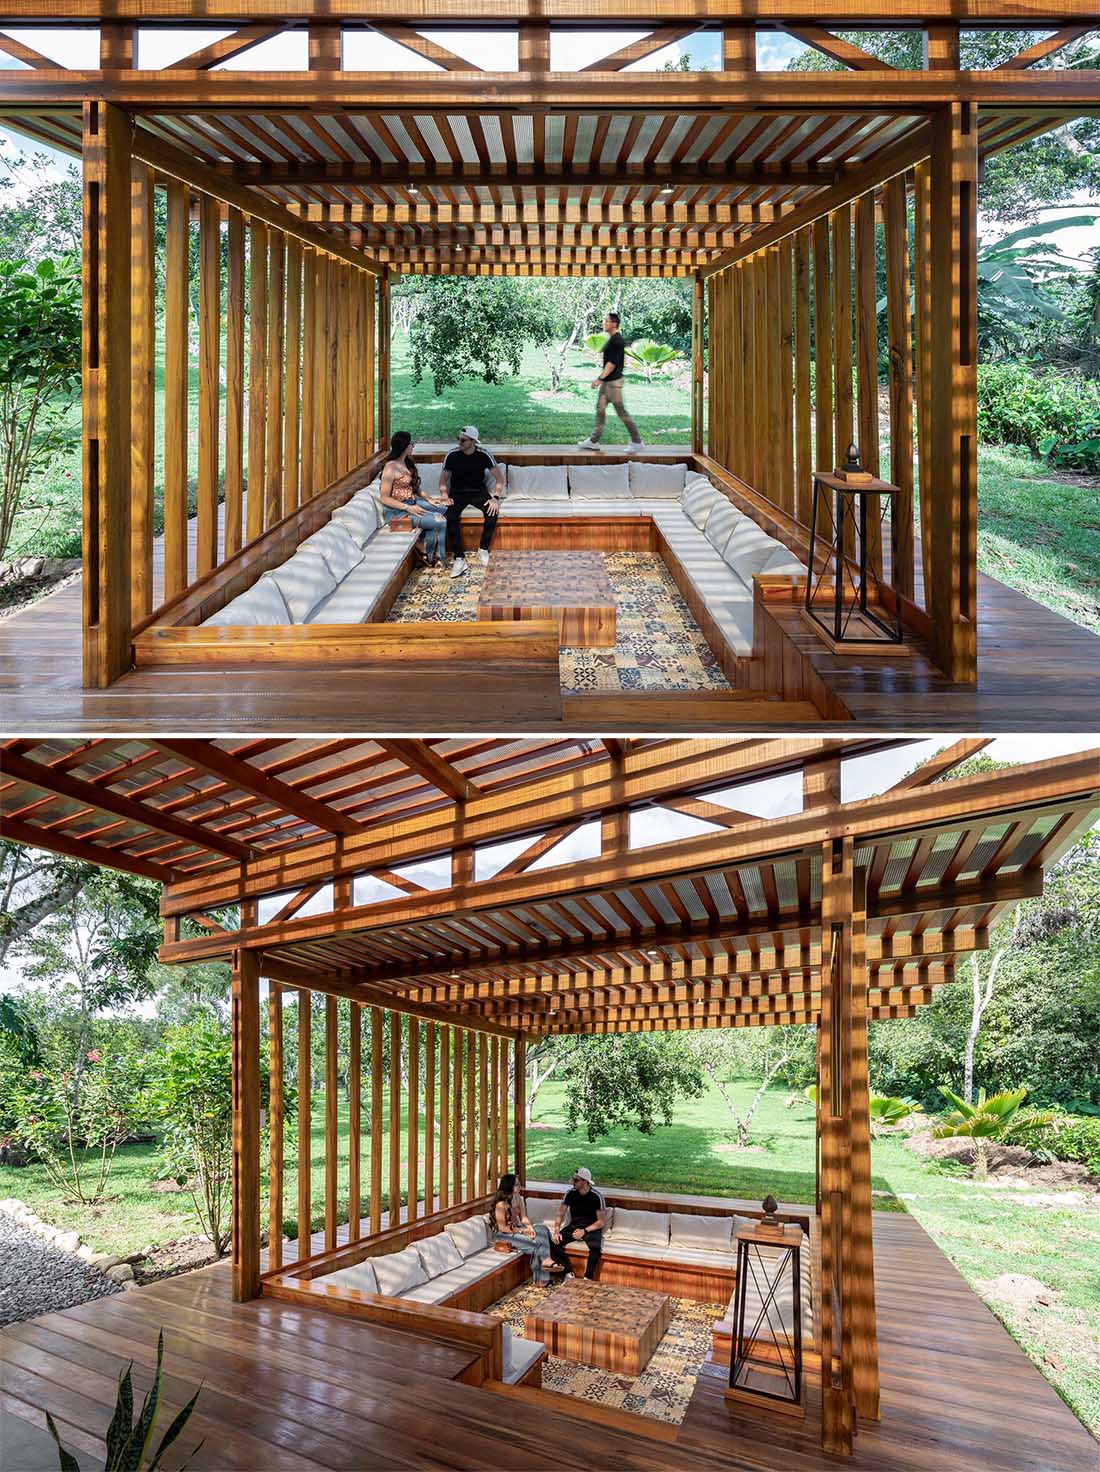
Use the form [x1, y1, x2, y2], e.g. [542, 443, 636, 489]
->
[368, 23, 482, 70]
[0, 32, 56, 66]
[995, 24, 1094, 69]
[782, 25, 896, 71]
[224, 160, 841, 188]
[888, 739, 992, 791]
[580, 25, 699, 71]
[377, 741, 481, 804]
[0, 812, 178, 883]
[165, 24, 286, 69]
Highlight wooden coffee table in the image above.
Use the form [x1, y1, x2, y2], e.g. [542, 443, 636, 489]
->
[524, 1277, 672, 1376]
[477, 550, 616, 647]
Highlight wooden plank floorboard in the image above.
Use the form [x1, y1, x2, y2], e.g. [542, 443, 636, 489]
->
[2, 1212, 1094, 1472]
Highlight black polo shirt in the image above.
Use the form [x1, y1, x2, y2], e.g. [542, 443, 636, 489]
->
[602, 332, 626, 382]
[562, 1185, 605, 1231]
[443, 447, 499, 495]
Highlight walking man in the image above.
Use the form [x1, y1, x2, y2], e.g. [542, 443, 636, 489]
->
[441, 426, 504, 579]
[577, 311, 643, 451]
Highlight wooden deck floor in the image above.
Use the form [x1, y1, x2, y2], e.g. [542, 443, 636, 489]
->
[2, 1212, 1094, 1472]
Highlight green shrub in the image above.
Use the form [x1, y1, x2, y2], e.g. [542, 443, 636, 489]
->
[1002, 1113, 1100, 1173]
[977, 362, 1100, 461]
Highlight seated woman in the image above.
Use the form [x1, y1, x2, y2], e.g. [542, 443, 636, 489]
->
[489, 1172, 562, 1286]
[378, 430, 448, 567]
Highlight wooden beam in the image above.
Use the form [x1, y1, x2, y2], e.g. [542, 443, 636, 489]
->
[378, 740, 480, 803]
[783, 25, 895, 70]
[81, 101, 132, 687]
[231, 949, 261, 1300]
[0, 812, 176, 883]
[166, 23, 284, 69]
[296, 988, 312, 1260]
[995, 24, 1093, 69]
[226, 161, 838, 190]
[889, 739, 992, 791]
[155, 739, 367, 837]
[369, 22, 482, 70]
[0, 33, 55, 66]
[580, 25, 698, 70]
[0, 0, 1093, 18]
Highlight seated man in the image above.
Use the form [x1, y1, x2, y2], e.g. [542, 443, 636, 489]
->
[548, 1167, 606, 1281]
[441, 425, 504, 579]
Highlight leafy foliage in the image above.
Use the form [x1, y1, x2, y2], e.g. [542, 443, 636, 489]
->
[1001, 1113, 1100, 1174]
[934, 1086, 1056, 1178]
[624, 338, 682, 380]
[977, 362, 1100, 459]
[47, 1329, 204, 1472]
[559, 1035, 704, 1141]
[976, 215, 1099, 360]
[0, 255, 81, 559]
[407, 276, 548, 394]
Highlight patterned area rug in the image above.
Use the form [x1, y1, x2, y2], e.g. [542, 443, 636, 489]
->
[384, 552, 730, 695]
[487, 1280, 723, 1425]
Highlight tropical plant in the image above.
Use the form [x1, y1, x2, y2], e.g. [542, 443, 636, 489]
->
[976, 215, 1098, 359]
[47, 1330, 203, 1472]
[803, 1084, 923, 1138]
[583, 331, 607, 354]
[624, 337, 681, 380]
[933, 1085, 1056, 1180]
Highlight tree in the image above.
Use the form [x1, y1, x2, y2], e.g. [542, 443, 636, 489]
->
[0, 152, 82, 263]
[0, 255, 82, 560]
[933, 1085, 1054, 1180]
[558, 1034, 704, 1141]
[689, 1027, 815, 1148]
[0, 840, 93, 966]
[963, 906, 1024, 1104]
[407, 276, 547, 394]
[525, 1036, 571, 1126]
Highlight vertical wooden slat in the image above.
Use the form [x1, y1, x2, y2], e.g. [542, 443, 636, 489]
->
[337, 266, 351, 473]
[197, 194, 221, 576]
[691, 272, 705, 454]
[324, 996, 338, 1252]
[752, 254, 767, 493]
[848, 856, 880, 1423]
[364, 271, 376, 449]
[513, 1038, 526, 1181]
[223, 209, 245, 557]
[500, 1033, 509, 1178]
[369, 1006, 382, 1235]
[231, 949, 260, 1301]
[883, 176, 915, 601]
[378, 267, 391, 445]
[813, 216, 835, 492]
[407, 1016, 420, 1222]
[832, 204, 854, 463]
[466, 1030, 476, 1202]
[246, 219, 268, 542]
[299, 248, 316, 502]
[731, 266, 744, 480]
[162, 179, 189, 601]
[267, 980, 284, 1273]
[778, 238, 795, 514]
[297, 990, 311, 1260]
[389, 1009, 402, 1226]
[489, 1036, 500, 1182]
[478, 1033, 489, 1196]
[283, 239, 302, 515]
[439, 1024, 450, 1211]
[348, 1001, 361, 1242]
[452, 1026, 463, 1204]
[766, 246, 782, 502]
[794, 227, 813, 526]
[313, 253, 329, 489]
[265, 231, 285, 528]
[326, 258, 340, 480]
[913, 161, 934, 600]
[855, 191, 882, 575]
[129, 161, 154, 625]
[424, 1022, 436, 1216]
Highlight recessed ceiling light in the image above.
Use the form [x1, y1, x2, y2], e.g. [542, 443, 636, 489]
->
[659, 186, 674, 194]
[408, 186, 419, 194]
[450, 971, 460, 979]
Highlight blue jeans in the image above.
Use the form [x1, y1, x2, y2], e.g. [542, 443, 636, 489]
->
[493, 1224, 553, 1283]
[385, 498, 447, 564]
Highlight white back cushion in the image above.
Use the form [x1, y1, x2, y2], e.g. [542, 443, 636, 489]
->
[609, 1207, 669, 1246]
[568, 462, 631, 498]
[372, 1245, 427, 1297]
[704, 499, 741, 558]
[629, 461, 688, 498]
[444, 1215, 490, 1258]
[525, 1197, 558, 1226]
[682, 478, 723, 531]
[669, 1212, 735, 1254]
[302, 521, 365, 583]
[416, 461, 443, 495]
[332, 495, 380, 547]
[204, 576, 290, 627]
[324, 1259, 379, 1295]
[415, 1231, 464, 1279]
[723, 519, 785, 582]
[267, 546, 338, 623]
[507, 464, 569, 499]
[759, 543, 805, 578]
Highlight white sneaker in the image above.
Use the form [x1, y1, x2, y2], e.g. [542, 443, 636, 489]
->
[576, 437, 603, 451]
[477, 548, 490, 566]
[449, 558, 467, 578]
[628, 441, 644, 452]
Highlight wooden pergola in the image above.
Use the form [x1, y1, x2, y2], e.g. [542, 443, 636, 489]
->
[0, 6, 1096, 718]
[3, 735, 1097, 1456]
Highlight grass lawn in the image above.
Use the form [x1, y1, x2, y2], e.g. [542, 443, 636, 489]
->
[4, 1077, 1097, 1436]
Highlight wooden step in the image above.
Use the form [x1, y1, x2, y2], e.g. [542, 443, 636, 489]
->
[486, 1381, 679, 1441]
[562, 691, 826, 729]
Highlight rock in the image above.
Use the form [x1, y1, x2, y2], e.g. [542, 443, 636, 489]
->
[91, 1253, 123, 1271]
[57, 1231, 82, 1254]
[106, 1262, 134, 1283]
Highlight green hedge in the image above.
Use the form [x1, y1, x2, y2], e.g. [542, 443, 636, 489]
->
[977, 363, 1100, 468]
[1002, 1113, 1100, 1174]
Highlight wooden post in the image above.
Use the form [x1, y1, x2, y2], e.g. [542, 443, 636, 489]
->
[883, 176, 915, 600]
[378, 268, 391, 445]
[284, 239, 303, 514]
[369, 1006, 383, 1234]
[408, 1016, 420, 1222]
[793, 227, 813, 527]
[231, 949, 260, 1301]
[265, 231, 286, 528]
[197, 194, 221, 577]
[722, 23, 756, 72]
[490, 1035, 500, 1182]
[813, 215, 834, 517]
[913, 161, 934, 598]
[465, 1029, 476, 1202]
[267, 980, 284, 1273]
[324, 996, 338, 1251]
[478, 1033, 489, 1196]
[848, 854, 880, 1422]
[348, 1001, 361, 1241]
[855, 192, 881, 573]
[928, 103, 979, 683]
[82, 101, 133, 686]
[300, 248, 317, 500]
[224, 209, 246, 558]
[439, 1024, 450, 1210]
[128, 162, 154, 627]
[513, 1037, 527, 1181]
[424, 1022, 436, 1216]
[691, 272, 705, 454]
[452, 1026, 463, 1203]
[297, 989, 311, 1259]
[162, 179, 189, 602]
[389, 1009, 402, 1226]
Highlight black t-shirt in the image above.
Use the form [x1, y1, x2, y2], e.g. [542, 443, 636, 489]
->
[562, 1185, 605, 1231]
[444, 447, 499, 495]
[602, 332, 626, 382]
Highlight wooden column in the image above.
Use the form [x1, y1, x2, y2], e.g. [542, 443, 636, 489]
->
[490, 1036, 500, 1181]
[499, 1035, 509, 1177]
[161, 179, 189, 605]
[439, 1024, 451, 1210]
[197, 194, 221, 577]
[813, 216, 834, 505]
[407, 1016, 420, 1222]
[691, 272, 705, 454]
[478, 1033, 489, 1196]
[224, 209, 246, 558]
[284, 240, 302, 514]
[855, 192, 881, 573]
[324, 996, 338, 1251]
[513, 1037, 527, 1181]
[129, 162, 154, 626]
[928, 103, 979, 683]
[424, 1022, 436, 1216]
[913, 162, 934, 599]
[369, 1006, 383, 1234]
[831, 206, 854, 463]
[231, 949, 260, 1301]
[452, 1026, 463, 1203]
[389, 1009, 402, 1226]
[297, 990, 311, 1259]
[377, 268, 391, 445]
[848, 854, 880, 1422]
[246, 221, 268, 541]
[778, 239, 795, 514]
[793, 227, 813, 526]
[265, 232, 286, 528]
[465, 1030, 476, 1201]
[300, 248, 317, 500]
[348, 1002, 361, 1241]
[883, 176, 915, 600]
[267, 980, 284, 1273]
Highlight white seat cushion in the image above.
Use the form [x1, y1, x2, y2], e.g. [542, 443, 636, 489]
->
[306, 532, 417, 624]
[444, 1214, 491, 1258]
[703, 499, 741, 559]
[659, 1245, 737, 1269]
[267, 545, 338, 623]
[322, 1258, 379, 1295]
[568, 462, 631, 498]
[682, 478, 724, 531]
[669, 1212, 735, 1254]
[601, 1239, 668, 1263]
[203, 576, 291, 627]
[332, 495, 380, 547]
[302, 520, 366, 583]
[372, 1245, 428, 1297]
[415, 1230, 464, 1280]
[507, 464, 569, 499]
[608, 1207, 669, 1247]
[630, 461, 688, 498]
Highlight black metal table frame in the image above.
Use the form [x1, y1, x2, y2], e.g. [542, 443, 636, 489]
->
[805, 475, 903, 646]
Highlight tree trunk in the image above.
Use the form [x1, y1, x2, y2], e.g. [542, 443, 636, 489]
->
[963, 907, 1021, 1103]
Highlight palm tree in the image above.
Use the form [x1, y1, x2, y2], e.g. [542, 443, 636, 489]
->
[933, 1086, 1055, 1181]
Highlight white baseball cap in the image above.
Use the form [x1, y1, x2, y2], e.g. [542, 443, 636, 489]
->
[457, 425, 480, 443]
[573, 1167, 594, 1183]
